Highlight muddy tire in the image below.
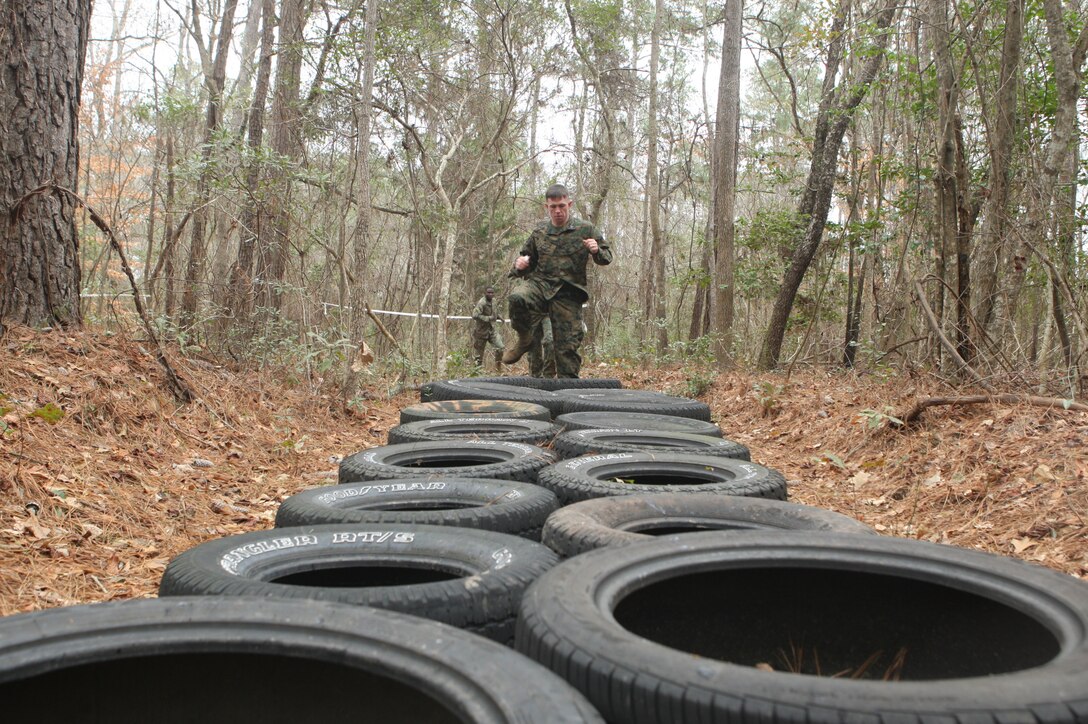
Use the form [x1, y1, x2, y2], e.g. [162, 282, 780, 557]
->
[160, 524, 557, 644]
[276, 477, 558, 540]
[0, 597, 602, 723]
[536, 452, 787, 504]
[541, 493, 875, 557]
[517, 531, 1088, 723]
[388, 418, 561, 446]
[400, 399, 551, 424]
[339, 440, 556, 484]
[552, 429, 750, 461]
[556, 389, 712, 421]
[557, 411, 723, 437]
[421, 379, 563, 416]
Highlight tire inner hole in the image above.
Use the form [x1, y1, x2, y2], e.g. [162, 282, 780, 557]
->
[393, 455, 508, 468]
[613, 567, 1060, 680]
[603, 471, 733, 486]
[624, 522, 759, 535]
[3, 653, 462, 723]
[271, 562, 468, 587]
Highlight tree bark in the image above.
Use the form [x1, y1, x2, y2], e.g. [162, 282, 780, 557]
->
[1040, 0, 1080, 371]
[646, 0, 668, 353]
[229, 0, 277, 321]
[180, 0, 240, 326]
[343, 0, 381, 405]
[973, 0, 1024, 333]
[710, 0, 742, 366]
[258, 0, 309, 312]
[0, 0, 91, 332]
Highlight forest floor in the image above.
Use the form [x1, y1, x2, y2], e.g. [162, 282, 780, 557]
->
[0, 326, 1085, 615]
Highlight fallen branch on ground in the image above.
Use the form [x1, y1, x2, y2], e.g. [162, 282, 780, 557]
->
[895, 394, 1088, 426]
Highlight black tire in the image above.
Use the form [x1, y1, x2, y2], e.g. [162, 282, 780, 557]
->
[458, 375, 623, 392]
[339, 440, 556, 484]
[558, 410, 724, 437]
[400, 399, 552, 424]
[536, 452, 787, 504]
[534, 377, 623, 391]
[276, 477, 559, 540]
[0, 597, 602, 723]
[557, 389, 713, 421]
[541, 493, 875, 557]
[552, 429, 750, 461]
[422, 379, 564, 416]
[462, 375, 548, 389]
[517, 531, 1088, 724]
[388, 418, 561, 446]
[160, 524, 557, 644]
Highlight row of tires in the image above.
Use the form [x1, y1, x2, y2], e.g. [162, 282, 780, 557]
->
[2, 376, 1087, 723]
[156, 380, 796, 648]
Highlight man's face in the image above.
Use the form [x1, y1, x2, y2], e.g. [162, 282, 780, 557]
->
[485, 290, 494, 300]
[546, 196, 572, 227]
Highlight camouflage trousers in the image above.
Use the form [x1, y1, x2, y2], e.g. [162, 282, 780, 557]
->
[508, 280, 584, 378]
[528, 316, 556, 378]
[472, 328, 503, 368]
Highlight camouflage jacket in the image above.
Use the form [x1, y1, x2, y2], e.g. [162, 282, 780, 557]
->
[510, 217, 612, 301]
[471, 296, 496, 337]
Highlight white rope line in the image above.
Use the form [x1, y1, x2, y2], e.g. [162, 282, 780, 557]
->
[80, 293, 504, 322]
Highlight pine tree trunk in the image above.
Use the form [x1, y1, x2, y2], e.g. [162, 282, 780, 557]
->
[0, 0, 91, 331]
[259, 0, 307, 312]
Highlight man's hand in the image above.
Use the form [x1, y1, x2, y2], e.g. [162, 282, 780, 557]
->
[583, 238, 599, 255]
[514, 254, 531, 271]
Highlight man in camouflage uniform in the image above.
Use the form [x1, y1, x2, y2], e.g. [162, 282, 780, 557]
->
[503, 184, 612, 377]
[471, 286, 503, 370]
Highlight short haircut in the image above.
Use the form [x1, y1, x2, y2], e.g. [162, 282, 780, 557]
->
[485, 286, 494, 293]
[545, 184, 570, 200]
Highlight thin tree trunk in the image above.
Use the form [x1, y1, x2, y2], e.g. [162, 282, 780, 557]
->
[973, 0, 1024, 333]
[180, 0, 240, 326]
[646, 0, 667, 352]
[344, 0, 380, 404]
[758, 0, 897, 369]
[710, 0, 742, 366]
[230, 0, 277, 321]
[162, 132, 178, 318]
[1040, 0, 1080, 371]
[259, 0, 308, 312]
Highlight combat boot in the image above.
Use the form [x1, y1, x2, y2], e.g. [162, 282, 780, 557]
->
[502, 330, 536, 365]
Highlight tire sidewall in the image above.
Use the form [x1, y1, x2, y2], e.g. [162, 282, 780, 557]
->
[517, 531, 1088, 721]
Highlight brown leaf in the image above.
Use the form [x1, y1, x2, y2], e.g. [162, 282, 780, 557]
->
[1010, 538, 1038, 553]
[351, 341, 375, 372]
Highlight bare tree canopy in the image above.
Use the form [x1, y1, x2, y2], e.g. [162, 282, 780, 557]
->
[7, 0, 1078, 396]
